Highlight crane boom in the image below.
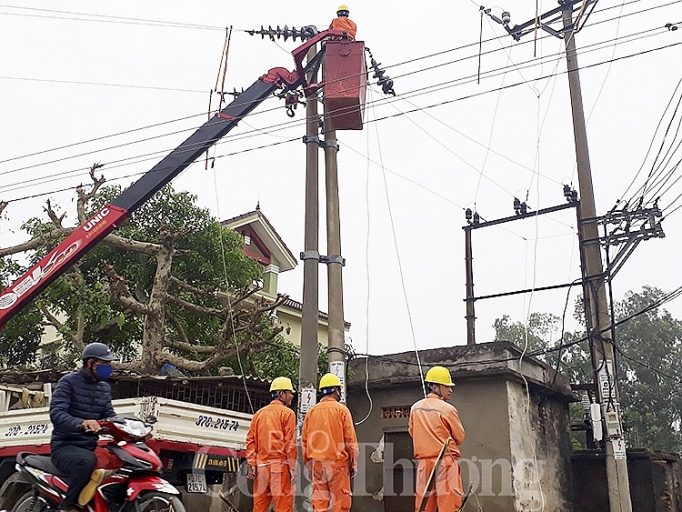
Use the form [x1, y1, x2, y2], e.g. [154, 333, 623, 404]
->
[0, 30, 345, 329]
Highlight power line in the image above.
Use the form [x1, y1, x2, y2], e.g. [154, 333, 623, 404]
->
[0, 5, 231, 31]
[0, 8, 673, 178]
[3, 35, 681, 204]
[0, 75, 207, 94]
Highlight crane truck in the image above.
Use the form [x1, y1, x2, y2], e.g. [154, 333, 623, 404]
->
[0, 28, 367, 512]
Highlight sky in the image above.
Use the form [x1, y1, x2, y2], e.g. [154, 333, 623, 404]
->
[1, 0, 681, 360]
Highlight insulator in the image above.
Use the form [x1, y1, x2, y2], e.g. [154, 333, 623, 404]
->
[381, 79, 395, 95]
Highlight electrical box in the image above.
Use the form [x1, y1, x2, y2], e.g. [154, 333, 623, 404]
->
[603, 406, 622, 438]
[324, 41, 367, 130]
[590, 403, 603, 442]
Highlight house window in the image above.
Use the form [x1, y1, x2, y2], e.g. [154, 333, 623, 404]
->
[380, 406, 412, 419]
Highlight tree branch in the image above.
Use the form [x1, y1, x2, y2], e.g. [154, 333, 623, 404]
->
[44, 200, 66, 229]
[40, 304, 64, 333]
[0, 227, 74, 257]
[76, 163, 106, 223]
[166, 314, 189, 345]
[103, 233, 161, 256]
[165, 294, 225, 319]
[163, 338, 216, 354]
[102, 262, 152, 315]
[169, 276, 219, 298]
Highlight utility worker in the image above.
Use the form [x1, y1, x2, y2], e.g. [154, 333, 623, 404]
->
[49, 343, 117, 512]
[409, 366, 466, 512]
[330, 4, 357, 40]
[246, 377, 297, 512]
[302, 373, 359, 512]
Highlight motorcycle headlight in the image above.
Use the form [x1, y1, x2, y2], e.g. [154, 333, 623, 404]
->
[121, 418, 153, 439]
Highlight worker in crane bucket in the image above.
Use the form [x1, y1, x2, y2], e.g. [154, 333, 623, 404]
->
[49, 342, 118, 512]
[409, 366, 466, 512]
[330, 4, 357, 40]
[246, 376, 297, 512]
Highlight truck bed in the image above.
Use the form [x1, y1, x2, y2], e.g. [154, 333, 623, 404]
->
[0, 396, 252, 452]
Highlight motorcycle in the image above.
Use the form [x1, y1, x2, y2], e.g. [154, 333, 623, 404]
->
[11, 416, 185, 512]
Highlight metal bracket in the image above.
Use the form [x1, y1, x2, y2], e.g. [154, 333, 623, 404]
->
[300, 250, 320, 261]
[320, 254, 345, 266]
[320, 140, 339, 151]
[302, 136, 339, 151]
[300, 251, 345, 266]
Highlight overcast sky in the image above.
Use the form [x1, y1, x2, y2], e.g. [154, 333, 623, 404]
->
[1, 1, 681, 359]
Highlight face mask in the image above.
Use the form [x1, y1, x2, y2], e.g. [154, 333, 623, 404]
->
[95, 364, 113, 380]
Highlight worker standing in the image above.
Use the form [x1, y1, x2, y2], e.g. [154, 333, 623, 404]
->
[302, 373, 359, 512]
[246, 377, 297, 512]
[409, 366, 466, 512]
[330, 4, 357, 40]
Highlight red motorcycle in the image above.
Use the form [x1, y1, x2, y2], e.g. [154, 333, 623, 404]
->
[11, 416, 185, 512]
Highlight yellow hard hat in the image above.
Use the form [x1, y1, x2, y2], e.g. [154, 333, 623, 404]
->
[425, 366, 454, 387]
[337, 4, 349, 13]
[270, 376, 295, 393]
[319, 373, 342, 390]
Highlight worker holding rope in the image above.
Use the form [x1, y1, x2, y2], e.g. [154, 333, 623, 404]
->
[409, 366, 466, 512]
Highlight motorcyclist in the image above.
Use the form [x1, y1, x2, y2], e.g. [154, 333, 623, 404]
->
[49, 342, 117, 512]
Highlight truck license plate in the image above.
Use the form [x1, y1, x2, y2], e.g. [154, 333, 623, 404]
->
[186, 473, 207, 493]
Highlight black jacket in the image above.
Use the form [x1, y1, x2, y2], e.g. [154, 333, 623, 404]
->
[49, 368, 116, 451]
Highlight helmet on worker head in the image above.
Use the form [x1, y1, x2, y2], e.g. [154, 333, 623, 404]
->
[270, 376, 295, 394]
[425, 366, 454, 387]
[337, 4, 350, 17]
[319, 373, 342, 395]
[82, 342, 118, 362]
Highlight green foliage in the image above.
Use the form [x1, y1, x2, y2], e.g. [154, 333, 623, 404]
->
[0, 258, 44, 368]
[1, 183, 265, 372]
[493, 312, 562, 355]
[493, 286, 682, 452]
[613, 286, 682, 452]
[235, 339, 329, 384]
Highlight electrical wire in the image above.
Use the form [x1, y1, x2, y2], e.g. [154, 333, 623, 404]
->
[2, 2, 676, 172]
[2, 24, 680, 204]
[371, 99, 426, 398]
[3, 33, 680, 208]
[0, 75, 207, 94]
[210, 158, 255, 414]
[0, 5, 231, 31]
[355, 94, 375, 426]
[1, 16, 675, 187]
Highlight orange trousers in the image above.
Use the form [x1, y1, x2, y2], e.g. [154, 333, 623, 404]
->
[253, 464, 293, 512]
[309, 462, 352, 512]
[415, 457, 463, 512]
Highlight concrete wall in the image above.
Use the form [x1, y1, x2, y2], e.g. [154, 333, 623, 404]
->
[505, 379, 574, 512]
[347, 343, 575, 512]
[572, 450, 682, 512]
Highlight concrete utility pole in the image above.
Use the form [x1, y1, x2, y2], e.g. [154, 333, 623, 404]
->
[464, 221, 476, 346]
[562, 6, 633, 511]
[323, 107, 347, 403]
[299, 45, 320, 422]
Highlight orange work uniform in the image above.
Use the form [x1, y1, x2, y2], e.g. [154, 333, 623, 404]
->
[409, 393, 466, 512]
[329, 17, 357, 40]
[246, 400, 297, 512]
[302, 396, 359, 512]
